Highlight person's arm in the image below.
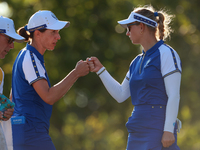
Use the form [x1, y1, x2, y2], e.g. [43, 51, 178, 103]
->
[161, 72, 181, 147]
[0, 109, 14, 121]
[0, 89, 14, 121]
[32, 60, 89, 105]
[96, 67, 130, 103]
[87, 57, 131, 103]
[9, 89, 12, 101]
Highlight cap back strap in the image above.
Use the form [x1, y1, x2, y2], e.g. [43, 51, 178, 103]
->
[0, 29, 6, 33]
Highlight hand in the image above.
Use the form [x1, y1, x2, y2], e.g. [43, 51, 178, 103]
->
[161, 131, 175, 148]
[74, 60, 90, 77]
[86, 57, 104, 72]
[0, 108, 14, 121]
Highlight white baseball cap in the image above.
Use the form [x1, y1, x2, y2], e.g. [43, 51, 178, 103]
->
[118, 12, 158, 28]
[26, 10, 70, 32]
[0, 16, 25, 43]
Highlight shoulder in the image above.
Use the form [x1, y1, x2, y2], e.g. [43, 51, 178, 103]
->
[21, 49, 41, 70]
[16, 48, 30, 61]
[159, 44, 179, 56]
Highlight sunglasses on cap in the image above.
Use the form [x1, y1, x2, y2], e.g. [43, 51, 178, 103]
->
[0, 34, 15, 44]
[127, 23, 139, 32]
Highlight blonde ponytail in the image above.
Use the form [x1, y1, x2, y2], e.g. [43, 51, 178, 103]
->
[134, 5, 174, 41]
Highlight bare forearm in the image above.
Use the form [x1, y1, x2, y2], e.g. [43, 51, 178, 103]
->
[33, 60, 89, 105]
[47, 69, 79, 104]
[9, 89, 12, 101]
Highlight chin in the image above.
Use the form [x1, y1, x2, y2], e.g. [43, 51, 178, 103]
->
[47, 47, 55, 51]
[131, 40, 139, 45]
[0, 55, 5, 59]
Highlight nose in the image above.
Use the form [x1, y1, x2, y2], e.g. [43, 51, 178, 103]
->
[126, 30, 130, 36]
[56, 32, 61, 40]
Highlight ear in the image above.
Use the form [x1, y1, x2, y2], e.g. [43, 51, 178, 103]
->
[139, 23, 145, 32]
[34, 30, 41, 38]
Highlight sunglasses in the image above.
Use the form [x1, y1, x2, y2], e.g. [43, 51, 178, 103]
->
[127, 23, 138, 32]
[0, 34, 15, 44]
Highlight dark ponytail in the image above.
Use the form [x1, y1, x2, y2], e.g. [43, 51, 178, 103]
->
[17, 25, 33, 42]
[17, 25, 47, 42]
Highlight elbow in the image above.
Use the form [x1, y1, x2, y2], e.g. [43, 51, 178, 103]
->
[46, 101, 54, 105]
[113, 94, 129, 103]
[42, 97, 55, 105]
[44, 100, 54, 105]
[169, 95, 180, 102]
[115, 97, 126, 103]
[167, 95, 180, 107]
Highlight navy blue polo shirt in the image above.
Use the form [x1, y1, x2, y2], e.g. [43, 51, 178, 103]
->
[12, 43, 52, 133]
[128, 40, 181, 106]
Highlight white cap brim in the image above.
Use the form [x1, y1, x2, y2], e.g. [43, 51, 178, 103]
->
[118, 19, 134, 28]
[47, 21, 70, 30]
[118, 12, 158, 28]
[5, 33, 25, 43]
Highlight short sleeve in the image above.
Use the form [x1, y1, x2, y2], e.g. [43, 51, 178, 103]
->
[159, 45, 182, 78]
[22, 51, 47, 85]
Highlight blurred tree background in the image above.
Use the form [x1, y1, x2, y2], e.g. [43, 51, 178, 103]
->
[0, 0, 199, 149]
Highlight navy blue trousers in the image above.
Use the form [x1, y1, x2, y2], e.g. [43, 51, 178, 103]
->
[126, 105, 180, 150]
[12, 123, 56, 150]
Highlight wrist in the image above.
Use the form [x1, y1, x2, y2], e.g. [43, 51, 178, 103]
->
[163, 131, 173, 134]
[71, 69, 81, 79]
[96, 67, 106, 76]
